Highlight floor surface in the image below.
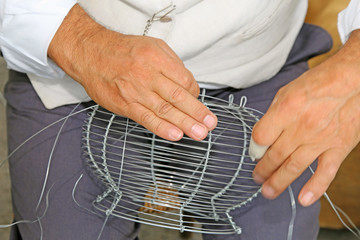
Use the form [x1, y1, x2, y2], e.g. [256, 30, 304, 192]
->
[0, 57, 358, 240]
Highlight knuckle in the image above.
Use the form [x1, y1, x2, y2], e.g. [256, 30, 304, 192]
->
[177, 116, 188, 127]
[267, 148, 284, 164]
[157, 102, 173, 117]
[302, 112, 320, 130]
[114, 77, 127, 89]
[276, 86, 286, 96]
[169, 86, 185, 103]
[154, 120, 164, 134]
[181, 74, 194, 90]
[140, 111, 156, 127]
[186, 76, 201, 98]
[276, 93, 304, 115]
[132, 44, 157, 61]
[193, 83, 200, 96]
[284, 157, 303, 175]
[278, 96, 295, 113]
[141, 46, 157, 59]
[154, 120, 166, 135]
[324, 162, 339, 180]
[155, 38, 166, 46]
[271, 88, 285, 106]
[251, 122, 270, 146]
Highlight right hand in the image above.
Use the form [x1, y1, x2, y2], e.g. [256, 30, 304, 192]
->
[48, 4, 217, 141]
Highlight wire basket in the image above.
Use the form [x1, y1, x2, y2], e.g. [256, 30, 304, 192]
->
[83, 93, 263, 234]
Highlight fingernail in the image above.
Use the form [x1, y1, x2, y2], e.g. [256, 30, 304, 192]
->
[300, 192, 314, 207]
[252, 173, 265, 184]
[169, 128, 182, 141]
[203, 115, 216, 129]
[262, 185, 275, 199]
[191, 124, 207, 139]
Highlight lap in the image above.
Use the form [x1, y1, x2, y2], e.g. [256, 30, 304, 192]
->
[4, 23, 332, 240]
[5, 71, 139, 240]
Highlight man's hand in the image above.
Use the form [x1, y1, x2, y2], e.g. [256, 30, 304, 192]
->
[48, 4, 217, 141]
[250, 30, 360, 207]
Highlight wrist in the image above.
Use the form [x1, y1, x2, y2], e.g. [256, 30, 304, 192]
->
[317, 29, 360, 93]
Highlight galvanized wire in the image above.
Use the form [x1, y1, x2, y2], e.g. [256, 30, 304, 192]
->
[83, 92, 262, 234]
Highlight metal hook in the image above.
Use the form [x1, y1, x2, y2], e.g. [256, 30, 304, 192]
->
[239, 96, 247, 108]
[143, 4, 176, 36]
[228, 94, 234, 106]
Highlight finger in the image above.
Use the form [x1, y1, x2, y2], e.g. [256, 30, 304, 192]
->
[161, 67, 200, 98]
[298, 149, 344, 207]
[139, 91, 211, 141]
[260, 144, 320, 199]
[252, 131, 299, 183]
[153, 76, 218, 131]
[251, 102, 285, 147]
[154, 39, 200, 97]
[126, 102, 184, 141]
[252, 116, 283, 146]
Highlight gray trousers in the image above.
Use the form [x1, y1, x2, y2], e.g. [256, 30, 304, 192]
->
[5, 23, 332, 240]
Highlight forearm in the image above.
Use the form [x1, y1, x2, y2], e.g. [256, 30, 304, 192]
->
[48, 4, 106, 84]
[323, 29, 360, 96]
[47, 4, 217, 142]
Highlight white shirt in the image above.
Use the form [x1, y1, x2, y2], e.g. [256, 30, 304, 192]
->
[0, 0, 76, 79]
[338, 0, 360, 43]
[0, 0, 359, 109]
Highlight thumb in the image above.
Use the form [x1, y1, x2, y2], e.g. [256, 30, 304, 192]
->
[249, 103, 284, 161]
[249, 136, 269, 161]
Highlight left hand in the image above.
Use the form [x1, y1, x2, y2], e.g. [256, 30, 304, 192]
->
[250, 30, 360, 207]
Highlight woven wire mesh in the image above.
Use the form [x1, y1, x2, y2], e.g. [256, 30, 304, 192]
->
[82, 94, 262, 234]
